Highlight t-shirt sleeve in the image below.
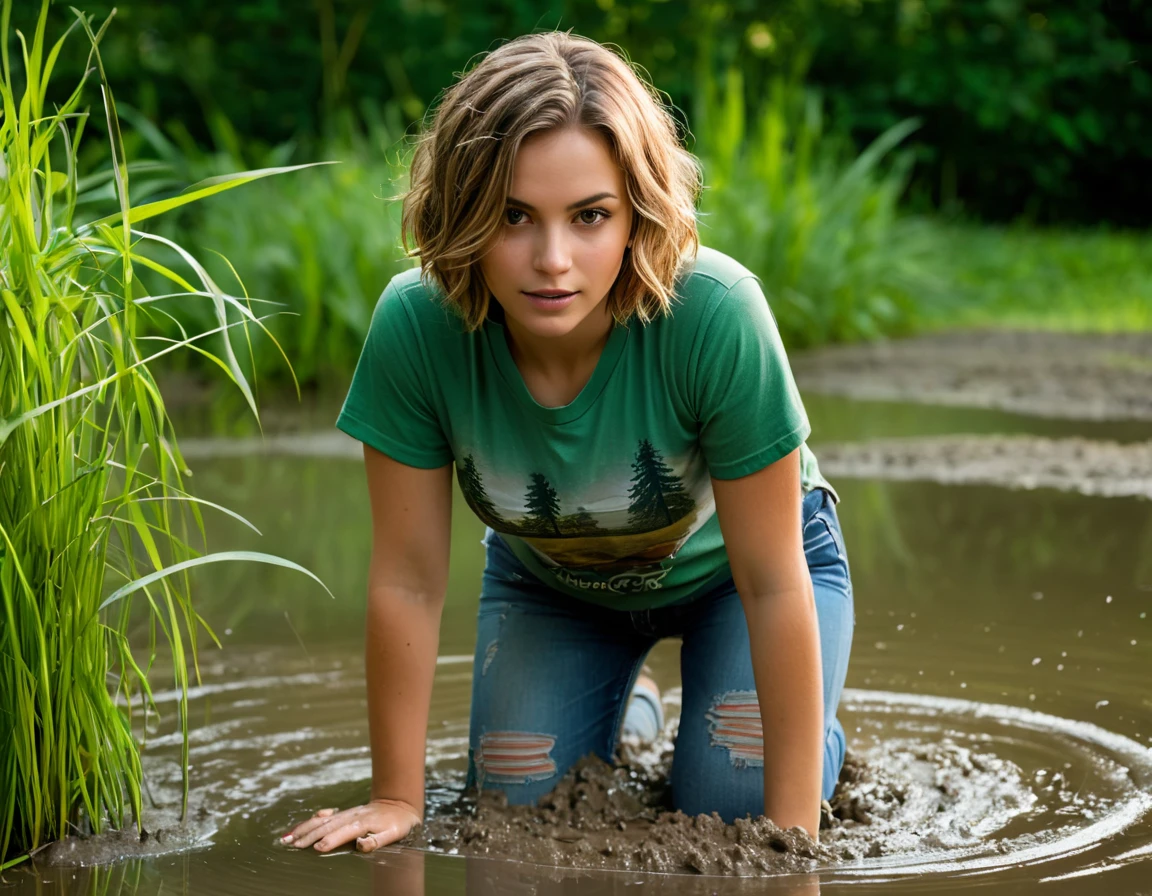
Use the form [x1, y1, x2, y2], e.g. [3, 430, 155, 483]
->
[335, 279, 454, 468]
[694, 275, 811, 479]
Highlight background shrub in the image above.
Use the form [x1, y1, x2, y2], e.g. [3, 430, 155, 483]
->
[36, 0, 1152, 224]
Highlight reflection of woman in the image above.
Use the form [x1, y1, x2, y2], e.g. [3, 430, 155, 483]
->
[284, 31, 853, 853]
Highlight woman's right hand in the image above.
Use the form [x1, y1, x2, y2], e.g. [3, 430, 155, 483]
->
[281, 799, 422, 853]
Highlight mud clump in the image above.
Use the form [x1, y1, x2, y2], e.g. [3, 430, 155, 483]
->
[41, 804, 217, 867]
[407, 753, 831, 875]
[410, 737, 1040, 874]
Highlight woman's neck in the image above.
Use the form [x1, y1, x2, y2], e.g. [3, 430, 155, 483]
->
[502, 306, 616, 407]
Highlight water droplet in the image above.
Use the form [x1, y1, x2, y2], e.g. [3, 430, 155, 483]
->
[1095, 700, 1109, 709]
[1032, 657, 1042, 665]
[1106, 595, 1113, 604]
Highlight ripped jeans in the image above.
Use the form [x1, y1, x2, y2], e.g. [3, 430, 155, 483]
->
[464, 486, 854, 821]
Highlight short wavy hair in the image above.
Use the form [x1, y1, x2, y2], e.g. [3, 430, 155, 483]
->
[401, 31, 701, 329]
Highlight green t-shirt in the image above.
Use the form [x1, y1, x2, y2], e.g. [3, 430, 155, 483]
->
[337, 246, 834, 610]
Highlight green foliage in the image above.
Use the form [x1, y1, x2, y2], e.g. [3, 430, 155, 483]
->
[38, 0, 1151, 224]
[0, 1, 326, 864]
[84, 70, 949, 394]
[696, 70, 951, 347]
[803, 0, 1152, 223]
[926, 224, 1152, 332]
[148, 113, 411, 386]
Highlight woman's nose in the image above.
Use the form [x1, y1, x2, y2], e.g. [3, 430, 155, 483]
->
[534, 227, 572, 275]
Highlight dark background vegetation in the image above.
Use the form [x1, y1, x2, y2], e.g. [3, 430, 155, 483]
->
[43, 0, 1152, 226]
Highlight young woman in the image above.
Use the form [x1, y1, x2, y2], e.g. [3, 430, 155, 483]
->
[284, 31, 853, 854]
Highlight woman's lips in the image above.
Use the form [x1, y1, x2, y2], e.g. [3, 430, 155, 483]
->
[523, 290, 578, 309]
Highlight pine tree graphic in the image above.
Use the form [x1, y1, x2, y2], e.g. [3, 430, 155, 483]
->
[627, 439, 695, 530]
[457, 454, 502, 525]
[524, 472, 562, 536]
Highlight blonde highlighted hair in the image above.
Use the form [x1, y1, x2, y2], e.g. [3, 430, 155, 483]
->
[401, 31, 701, 329]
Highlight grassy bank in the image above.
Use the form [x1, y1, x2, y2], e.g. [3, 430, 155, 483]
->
[927, 224, 1152, 333]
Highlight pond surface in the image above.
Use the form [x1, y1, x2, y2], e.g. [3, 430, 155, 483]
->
[4, 398, 1151, 895]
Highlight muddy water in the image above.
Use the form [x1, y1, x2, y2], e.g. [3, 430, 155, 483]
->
[4, 397, 1152, 895]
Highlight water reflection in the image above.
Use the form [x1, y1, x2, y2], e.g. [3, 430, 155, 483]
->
[368, 850, 822, 895]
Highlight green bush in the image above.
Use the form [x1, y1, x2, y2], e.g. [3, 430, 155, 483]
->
[152, 113, 411, 387]
[38, 0, 1152, 224]
[696, 71, 951, 347]
[804, 0, 1152, 224]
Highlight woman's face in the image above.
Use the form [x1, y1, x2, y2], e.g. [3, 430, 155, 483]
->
[479, 125, 634, 348]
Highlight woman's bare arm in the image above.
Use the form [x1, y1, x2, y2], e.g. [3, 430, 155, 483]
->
[285, 445, 453, 852]
[711, 449, 824, 839]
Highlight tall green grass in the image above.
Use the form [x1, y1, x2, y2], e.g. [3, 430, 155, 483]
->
[107, 106, 412, 389]
[0, 1, 327, 865]
[694, 69, 951, 347]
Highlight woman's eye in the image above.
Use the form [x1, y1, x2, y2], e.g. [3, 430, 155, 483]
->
[578, 209, 607, 225]
[505, 208, 526, 225]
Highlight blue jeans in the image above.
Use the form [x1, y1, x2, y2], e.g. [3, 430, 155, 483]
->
[465, 487, 854, 821]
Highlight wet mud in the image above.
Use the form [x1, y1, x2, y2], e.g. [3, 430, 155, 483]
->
[405, 729, 1038, 876]
[408, 749, 828, 875]
[792, 330, 1152, 422]
[815, 434, 1152, 500]
[40, 804, 216, 867]
[794, 331, 1152, 498]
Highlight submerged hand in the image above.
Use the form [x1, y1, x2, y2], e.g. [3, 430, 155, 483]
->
[282, 799, 421, 853]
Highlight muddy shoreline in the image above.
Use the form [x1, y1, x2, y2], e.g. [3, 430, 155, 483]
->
[177, 329, 1152, 501]
[792, 330, 1152, 423]
[815, 434, 1152, 500]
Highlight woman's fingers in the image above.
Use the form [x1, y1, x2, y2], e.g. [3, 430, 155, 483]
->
[355, 819, 406, 853]
[314, 820, 368, 852]
[282, 803, 419, 854]
[289, 814, 346, 848]
[356, 832, 379, 853]
[283, 808, 338, 842]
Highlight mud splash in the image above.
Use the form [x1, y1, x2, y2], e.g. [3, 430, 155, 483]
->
[402, 687, 1152, 879]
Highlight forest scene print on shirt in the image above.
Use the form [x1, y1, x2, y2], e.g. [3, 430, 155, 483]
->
[455, 438, 714, 579]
